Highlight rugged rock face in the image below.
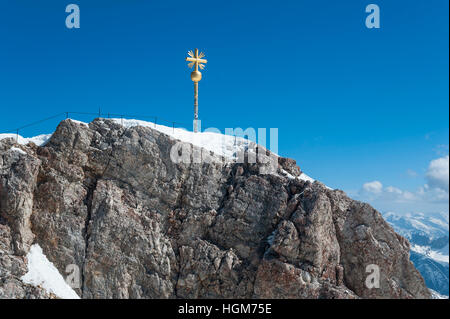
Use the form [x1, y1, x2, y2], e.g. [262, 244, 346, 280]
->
[0, 217, 54, 298]
[0, 119, 431, 299]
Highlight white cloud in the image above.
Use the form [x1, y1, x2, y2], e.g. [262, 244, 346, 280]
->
[355, 155, 449, 215]
[426, 155, 449, 192]
[385, 186, 402, 194]
[359, 181, 420, 204]
[362, 181, 383, 194]
[417, 184, 449, 202]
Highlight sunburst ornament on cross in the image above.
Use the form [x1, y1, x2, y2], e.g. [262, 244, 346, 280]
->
[186, 48, 207, 133]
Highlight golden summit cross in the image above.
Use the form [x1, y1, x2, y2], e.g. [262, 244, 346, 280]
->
[186, 48, 207, 133]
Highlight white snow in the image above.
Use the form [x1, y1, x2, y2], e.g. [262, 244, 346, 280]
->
[428, 217, 448, 228]
[1, 117, 322, 185]
[110, 118, 258, 160]
[411, 244, 449, 264]
[279, 168, 295, 179]
[385, 211, 449, 240]
[21, 244, 80, 299]
[429, 289, 449, 299]
[0, 119, 87, 147]
[0, 133, 52, 146]
[68, 119, 88, 126]
[281, 170, 312, 182]
[10, 147, 27, 155]
[299, 172, 315, 183]
[280, 168, 330, 188]
[409, 219, 435, 234]
[109, 118, 328, 187]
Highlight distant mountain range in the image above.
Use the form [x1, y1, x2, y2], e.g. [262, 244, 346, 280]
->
[383, 211, 449, 297]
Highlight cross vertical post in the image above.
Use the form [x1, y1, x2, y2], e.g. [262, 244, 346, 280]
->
[186, 48, 207, 133]
[194, 81, 199, 132]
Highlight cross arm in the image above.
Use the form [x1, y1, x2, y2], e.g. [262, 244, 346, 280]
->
[186, 57, 208, 64]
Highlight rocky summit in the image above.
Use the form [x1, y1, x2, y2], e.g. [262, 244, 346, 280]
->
[0, 119, 430, 299]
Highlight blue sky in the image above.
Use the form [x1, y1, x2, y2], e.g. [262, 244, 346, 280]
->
[0, 0, 448, 215]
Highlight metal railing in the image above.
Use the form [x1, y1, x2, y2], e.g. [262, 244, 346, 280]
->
[1, 110, 190, 142]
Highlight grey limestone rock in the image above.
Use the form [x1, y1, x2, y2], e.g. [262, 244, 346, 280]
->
[0, 119, 430, 299]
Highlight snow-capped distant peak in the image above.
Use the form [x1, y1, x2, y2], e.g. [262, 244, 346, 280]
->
[384, 211, 449, 296]
[410, 244, 449, 264]
[430, 289, 449, 299]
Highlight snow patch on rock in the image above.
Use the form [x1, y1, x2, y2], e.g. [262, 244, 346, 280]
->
[110, 118, 259, 160]
[0, 133, 52, 146]
[21, 244, 80, 299]
[10, 147, 27, 155]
